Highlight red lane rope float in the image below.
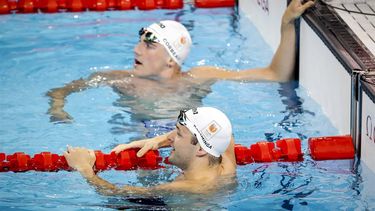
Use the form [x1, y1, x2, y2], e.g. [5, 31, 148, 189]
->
[194, 0, 234, 8]
[17, 0, 36, 13]
[0, 0, 10, 14]
[40, 0, 58, 13]
[308, 135, 355, 160]
[0, 0, 188, 14]
[234, 136, 354, 165]
[0, 135, 355, 173]
[0, 150, 163, 172]
[0, 0, 236, 14]
[117, 0, 133, 10]
[237, 138, 304, 164]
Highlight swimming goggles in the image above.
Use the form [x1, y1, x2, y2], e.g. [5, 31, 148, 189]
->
[177, 109, 189, 126]
[139, 27, 160, 44]
[177, 109, 200, 139]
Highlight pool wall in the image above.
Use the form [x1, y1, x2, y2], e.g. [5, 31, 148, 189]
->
[239, 0, 375, 173]
[238, 0, 286, 52]
[360, 74, 375, 173]
[299, 18, 352, 135]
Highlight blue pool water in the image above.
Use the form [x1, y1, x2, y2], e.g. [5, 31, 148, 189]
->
[0, 5, 374, 210]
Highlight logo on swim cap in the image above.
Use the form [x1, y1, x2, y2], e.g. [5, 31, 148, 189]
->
[177, 107, 232, 157]
[146, 20, 192, 66]
[180, 37, 187, 45]
[202, 121, 221, 143]
[208, 122, 219, 133]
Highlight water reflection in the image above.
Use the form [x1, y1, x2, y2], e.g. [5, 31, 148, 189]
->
[100, 174, 238, 210]
[106, 78, 213, 139]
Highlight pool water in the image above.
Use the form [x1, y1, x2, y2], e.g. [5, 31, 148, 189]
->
[0, 4, 374, 210]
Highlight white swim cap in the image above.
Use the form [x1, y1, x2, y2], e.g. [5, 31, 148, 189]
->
[146, 20, 192, 66]
[177, 107, 232, 157]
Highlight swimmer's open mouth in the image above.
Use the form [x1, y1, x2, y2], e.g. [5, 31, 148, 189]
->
[135, 59, 142, 65]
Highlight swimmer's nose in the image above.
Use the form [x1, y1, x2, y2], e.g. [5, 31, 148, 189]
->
[134, 42, 141, 56]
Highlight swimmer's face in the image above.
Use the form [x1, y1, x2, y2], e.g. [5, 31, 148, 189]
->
[168, 123, 198, 170]
[133, 31, 171, 76]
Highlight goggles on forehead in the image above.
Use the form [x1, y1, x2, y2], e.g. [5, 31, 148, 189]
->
[177, 109, 200, 137]
[139, 27, 160, 44]
[177, 109, 189, 126]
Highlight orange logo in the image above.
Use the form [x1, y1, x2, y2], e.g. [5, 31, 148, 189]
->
[180, 36, 186, 45]
[209, 123, 217, 133]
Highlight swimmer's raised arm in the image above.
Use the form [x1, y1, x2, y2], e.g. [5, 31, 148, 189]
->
[111, 132, 236, 174]
[46, 78, 89, 123]
[46, 70, 131, 123]
[64, 145, 218, 195]
[111, 130, 175, 157]
[266, 0, 315, 81]
[111, 132, 237, 175]
[188, 0, 315, 82]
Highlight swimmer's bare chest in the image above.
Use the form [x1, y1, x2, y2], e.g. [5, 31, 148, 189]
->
[111, 77, 192, 99]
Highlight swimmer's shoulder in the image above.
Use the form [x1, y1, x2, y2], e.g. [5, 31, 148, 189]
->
[220, 136, 237, 176]
[186, 66, 230, 81]
[89, 69, 133, 80]
[187, 66, 218, 78]
[182, 66, 224, 85]
[220, 162, 236, 176]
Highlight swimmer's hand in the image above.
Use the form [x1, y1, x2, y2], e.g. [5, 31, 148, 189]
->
[112, 131, 173, 157]
[64, 146, 96, 177]
[282, 0, 315, 25]
[48, 108, 73, 123]
[111, 140, 159, 157]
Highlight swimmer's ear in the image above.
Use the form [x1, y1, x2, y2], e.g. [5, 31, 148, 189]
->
[196, 146, 208, 157]
[166, 57, 178, 69]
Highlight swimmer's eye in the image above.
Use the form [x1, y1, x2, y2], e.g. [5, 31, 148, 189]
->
[144, 39, 157, 48]
[144, 31, 159, 42]
[138, 28, 159, 48]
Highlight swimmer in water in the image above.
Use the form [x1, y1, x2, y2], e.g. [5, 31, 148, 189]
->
[47, 0, 315, 122]
[64, 107, 236, 194]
